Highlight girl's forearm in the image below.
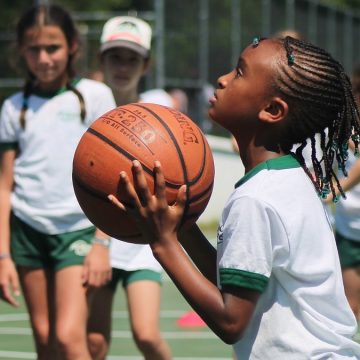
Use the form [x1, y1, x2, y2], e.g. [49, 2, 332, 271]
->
[151, 238, 227, 335]
[340, 157, 360, 193]
[178, 224, 217, 284]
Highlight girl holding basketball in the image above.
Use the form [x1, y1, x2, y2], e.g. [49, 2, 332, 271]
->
[108, 36, 360, 358]
[86, 16, 172, 360]
[0, 4, 115, 359]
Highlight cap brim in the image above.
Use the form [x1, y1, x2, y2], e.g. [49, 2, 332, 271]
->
[100, 40, 149, 57]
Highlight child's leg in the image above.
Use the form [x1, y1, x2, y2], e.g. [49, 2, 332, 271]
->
[126, 279, 172, 360]
[342, 267, 360, 320]
[335, 232, 360, 319]
[55, 265, 91, 360]
[18, 266, 58, 360]
[87, 285, 115, 360]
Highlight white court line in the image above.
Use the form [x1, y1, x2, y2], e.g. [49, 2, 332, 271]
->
[0, 311, 218, 339]
[0, 310, 185, 322]
[0, 314, 29, 321]
[0, 351, 230, 360]
[0, 327, 218, 339]
[0, 351, 35, 359]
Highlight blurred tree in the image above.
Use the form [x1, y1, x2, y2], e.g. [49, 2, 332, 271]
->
[324, 0, 360, 10]
[0, 0, 155, 31]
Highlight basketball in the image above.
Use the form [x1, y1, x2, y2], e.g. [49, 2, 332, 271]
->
[72, 103, 215, 243]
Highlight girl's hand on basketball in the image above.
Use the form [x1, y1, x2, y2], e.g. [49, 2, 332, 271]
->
[108, 160, 187, 245]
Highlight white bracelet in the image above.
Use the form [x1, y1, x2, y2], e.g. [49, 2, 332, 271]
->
[92, 237, 111, 248]
[0, 253, 11, 260]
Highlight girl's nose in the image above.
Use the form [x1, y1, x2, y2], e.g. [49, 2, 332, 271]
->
[38, 49, 51, 63]
[217, 75, 227, 89]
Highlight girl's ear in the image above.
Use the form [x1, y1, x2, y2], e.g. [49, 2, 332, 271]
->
[259, 97, 288, 124]
[70, 41, 79, 56]
[142, 58, 151, 75]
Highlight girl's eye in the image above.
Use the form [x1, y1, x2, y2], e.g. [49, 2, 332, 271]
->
[26, 46, 40, 55]
[46, 45, 60, 54]
[129, 57, 142, 65]
[235, 68, 243, 78]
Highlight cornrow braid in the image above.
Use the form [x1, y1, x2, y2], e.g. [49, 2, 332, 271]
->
[274, 36, 360, 202]
[66, 81, 86, 122]
[65, 53, 86, 122]
[19, 77, 34, 129]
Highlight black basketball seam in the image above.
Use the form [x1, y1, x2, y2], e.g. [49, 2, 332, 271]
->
[80, 104, 213, 230]
[188, 181, 214, 204]
[72, 174, 141, 239]
[118, 106, 210, 187]
[133, 104, 190, 227]
[133, 104, 190, 181]
[86, 127, 180, 189]
[73, 171, 212, 232]
[73, 172, 106, 201]
[132, 105, 211, 187]
[196, 131, 212, 184]
[73, 169, 213, 207]
[97, 107, 211, 187]
[132, 104, 211, 228]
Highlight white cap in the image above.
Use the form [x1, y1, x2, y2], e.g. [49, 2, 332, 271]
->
[100, 16, 152, 57]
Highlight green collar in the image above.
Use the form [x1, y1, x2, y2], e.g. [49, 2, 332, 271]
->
[32, 78, 81, 98]
[235, 154, 300, 188]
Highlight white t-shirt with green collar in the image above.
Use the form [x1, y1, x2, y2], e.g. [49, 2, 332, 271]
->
[0, 78, 116, 234]
[217, 154, 360, 359]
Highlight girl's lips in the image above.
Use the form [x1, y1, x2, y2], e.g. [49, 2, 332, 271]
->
[114, 74, 130, 81]
[209, 93, 217, 105]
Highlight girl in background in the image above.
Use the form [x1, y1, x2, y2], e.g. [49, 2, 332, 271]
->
[0, 5, 115, 359]
[87, 16, 172, 360]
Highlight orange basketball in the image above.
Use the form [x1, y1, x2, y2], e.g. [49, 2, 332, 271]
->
[72, 103, 215, 243]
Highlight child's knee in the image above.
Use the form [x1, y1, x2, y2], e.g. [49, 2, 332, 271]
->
[88, 332, 109, 360]
[133, 330, 162, 353]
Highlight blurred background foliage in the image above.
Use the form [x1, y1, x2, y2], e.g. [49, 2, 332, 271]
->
[1, 0, 360, 135]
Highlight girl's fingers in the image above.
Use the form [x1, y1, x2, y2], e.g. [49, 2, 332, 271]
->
[110, 160, 185, 215]
[108, 194, 126, 211]
[81, 265, 89, 287]
[132, 160, 152, 206]
[116, 170, 142, 210]
[153, 160, 167, 205]
[176, 184, 188, 210]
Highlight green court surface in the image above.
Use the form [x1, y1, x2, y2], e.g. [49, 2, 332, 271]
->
[2, 275, 360, 360]
[0, 274, 233, 359]
[1, 226, 359, 359]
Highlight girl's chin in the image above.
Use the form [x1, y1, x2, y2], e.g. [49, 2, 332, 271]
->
[208, 108, 217, 122]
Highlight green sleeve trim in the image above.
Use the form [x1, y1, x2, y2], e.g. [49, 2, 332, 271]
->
[0, 142, 18, 151]
[219, 268, 269, 293]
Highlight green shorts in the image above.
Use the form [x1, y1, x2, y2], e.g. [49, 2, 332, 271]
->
[108, 268, 162, 290]
[335, 232, 360, 269]
[10, 214, 95, 271]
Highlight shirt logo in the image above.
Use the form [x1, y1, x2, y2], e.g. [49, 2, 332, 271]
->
[69, 240, 91, 256]
[217, 224, 224, 245]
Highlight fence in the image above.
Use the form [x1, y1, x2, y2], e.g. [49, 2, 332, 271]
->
[1, 0, 360, 135]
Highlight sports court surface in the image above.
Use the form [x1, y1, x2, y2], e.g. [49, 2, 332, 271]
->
[0, 267, 233, 359]
[1, 228, 359, 359]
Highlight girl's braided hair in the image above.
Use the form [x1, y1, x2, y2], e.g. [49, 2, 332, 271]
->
[273, 36, 360, 202]
[17, 4, 86, 129]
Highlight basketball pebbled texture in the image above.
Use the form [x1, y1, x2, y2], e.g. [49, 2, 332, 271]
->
[72, 103, 215, 243]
